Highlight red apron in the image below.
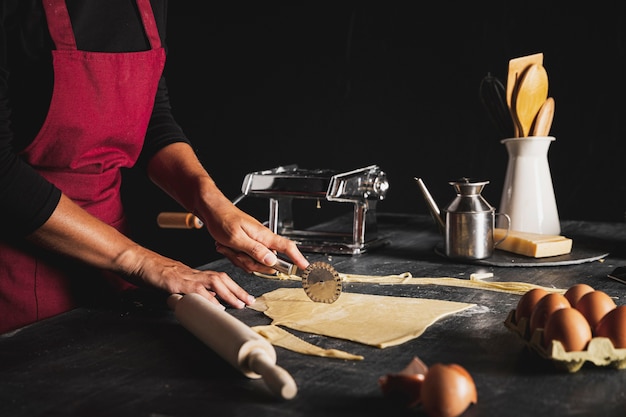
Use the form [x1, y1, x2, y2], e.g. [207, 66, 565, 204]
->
[0, 0, 166, 333]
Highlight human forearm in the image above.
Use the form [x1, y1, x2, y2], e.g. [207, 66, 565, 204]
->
[146, 141, 231, 220]
[146, 142, 310, 272]
[26, 192, 256, 309]
[25, 193, 145, 275]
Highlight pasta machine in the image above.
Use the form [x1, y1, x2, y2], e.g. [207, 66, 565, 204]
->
[235, 164, 390, 255]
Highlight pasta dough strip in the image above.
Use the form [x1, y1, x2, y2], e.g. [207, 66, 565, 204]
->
[253, 324, 364, 361]
[254, 271, 565, 295]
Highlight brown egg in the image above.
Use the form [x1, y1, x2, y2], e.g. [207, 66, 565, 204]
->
[575, 290, 616, 331]
[515, 288, 549, 325]
[595, 305, 626, 348]
[420, 363, 477, 417]
[543, 307, 592, 351]
[529, 293, 571, 335]
[564, 283, 595, 307]
[379, 356, 428, 408]
[379, 373, 425, 408]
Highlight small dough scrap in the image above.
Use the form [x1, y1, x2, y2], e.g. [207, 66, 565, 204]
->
[250, 288, 475, 348]
[252, 324, 364, 360]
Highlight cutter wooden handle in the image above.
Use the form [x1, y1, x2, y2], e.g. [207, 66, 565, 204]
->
[157, 212, 203, 229]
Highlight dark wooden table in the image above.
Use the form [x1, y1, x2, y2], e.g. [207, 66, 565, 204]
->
[2, 213, 626, 417]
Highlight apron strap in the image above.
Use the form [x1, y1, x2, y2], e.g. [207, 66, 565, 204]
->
[42, 0, 77, 50]
[136, 0, 162, 49]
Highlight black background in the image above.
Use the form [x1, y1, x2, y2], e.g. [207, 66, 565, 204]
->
[123, 2, 626, 267]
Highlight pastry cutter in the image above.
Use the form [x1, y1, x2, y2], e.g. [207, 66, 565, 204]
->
[272, 258, 342, 303]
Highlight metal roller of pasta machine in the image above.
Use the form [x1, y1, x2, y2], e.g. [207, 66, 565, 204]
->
[234, 164, 390, 255]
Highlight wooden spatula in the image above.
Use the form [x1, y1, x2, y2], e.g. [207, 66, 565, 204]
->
[507, 53, 543, 137]
[513, 63, 549, 137]
[530, 97, 555, 136]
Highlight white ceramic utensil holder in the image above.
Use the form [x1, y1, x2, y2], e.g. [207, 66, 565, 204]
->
[497, 136, 561, 235]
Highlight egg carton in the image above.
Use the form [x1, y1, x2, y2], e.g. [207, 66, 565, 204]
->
[504, 309, 626, 372]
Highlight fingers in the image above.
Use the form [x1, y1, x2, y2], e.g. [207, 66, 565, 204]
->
[215, 239, 309, 276]
[215, 228, 309, 272]
[200, 271, 256, 308]
[215, 243, 255, 273]
[192, 290, 226, 311]
[187, 269, 255, 309]
[278, 238, 310, 270]
[261, 234, 309, 270]
[133, 255, 255, 310]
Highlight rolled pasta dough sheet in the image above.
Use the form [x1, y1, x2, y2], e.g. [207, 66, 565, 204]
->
[250, 288, 475, 349]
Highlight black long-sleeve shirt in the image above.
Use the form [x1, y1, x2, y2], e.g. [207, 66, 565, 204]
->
[0, 0, 190, 236]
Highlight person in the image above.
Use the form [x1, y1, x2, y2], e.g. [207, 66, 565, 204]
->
[0, 0, 309, 334]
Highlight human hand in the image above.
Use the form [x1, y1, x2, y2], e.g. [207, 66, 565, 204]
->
[124, 246, 256, 310]
[204, 202, 309, 274]
[145, 143, 309, 275]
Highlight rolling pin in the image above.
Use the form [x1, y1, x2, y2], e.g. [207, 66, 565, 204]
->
[167, 293, 298, 400]
[157, 212, 204, 229]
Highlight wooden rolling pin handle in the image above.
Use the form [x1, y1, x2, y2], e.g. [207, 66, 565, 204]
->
[157, 212, 204, 229]
[247, 348, 298, 400]
[167, 294, 298, 400]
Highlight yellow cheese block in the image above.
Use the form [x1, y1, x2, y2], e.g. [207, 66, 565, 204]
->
[494, 228, 573, 258]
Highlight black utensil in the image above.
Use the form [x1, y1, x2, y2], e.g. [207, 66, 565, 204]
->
[608, 267, 626, 285]
[479, 73, 515, 138]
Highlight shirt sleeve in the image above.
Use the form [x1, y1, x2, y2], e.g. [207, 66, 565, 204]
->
[0, 5, 61, 237]
[136, 0, 192, 169]
[137, 75, 192, 170]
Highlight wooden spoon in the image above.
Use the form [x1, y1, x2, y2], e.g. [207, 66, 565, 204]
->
[513, 63, 549, 137]
[530, 97, 555, 136]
